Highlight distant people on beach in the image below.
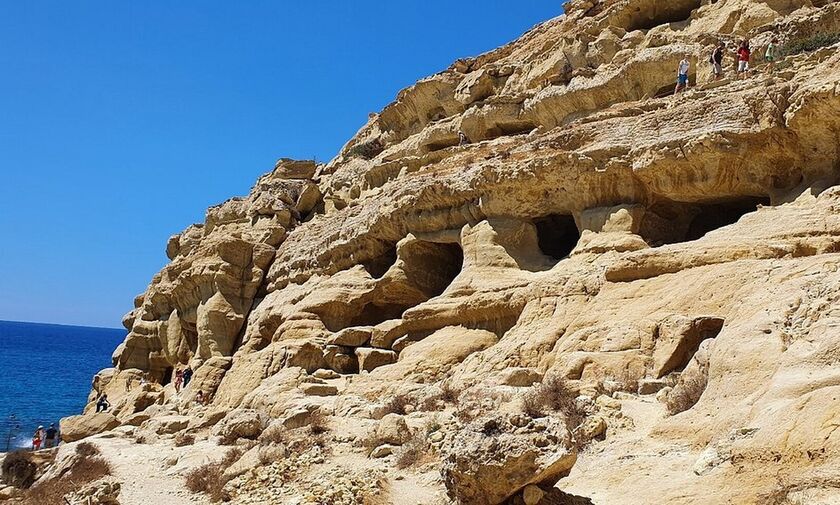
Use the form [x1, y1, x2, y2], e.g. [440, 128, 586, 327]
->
[44, 423, 58, 448]
[675, 54, 691, 94]
[95, 393, 110, 413]
[32, 426, 44, 450]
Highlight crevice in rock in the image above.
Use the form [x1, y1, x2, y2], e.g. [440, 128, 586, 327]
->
[362, 245, 398, 279]
[534, 214, 580, 260]
[647, 196, 770, 246]
[484, 121, 538, 141]
[684, 198, 769, 242]
[625, 0, 701, 32]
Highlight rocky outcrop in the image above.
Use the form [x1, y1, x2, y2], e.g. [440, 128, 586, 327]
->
[67, 0, 840, 503]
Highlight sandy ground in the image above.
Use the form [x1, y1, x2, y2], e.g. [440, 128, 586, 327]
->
[91, 436, 211, 505]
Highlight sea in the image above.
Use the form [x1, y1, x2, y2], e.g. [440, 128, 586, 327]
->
[0, 320, 125, 451]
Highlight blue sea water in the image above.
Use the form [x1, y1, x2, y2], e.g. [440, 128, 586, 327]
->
[0, 320, 125, 450]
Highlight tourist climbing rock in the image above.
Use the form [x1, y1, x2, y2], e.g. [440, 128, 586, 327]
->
[174, 368, 184, 392]
[458, 130, 470, 146]
[95, 393, 110, 413]
[737, 40, 752, 78]
[675, 54, 691, 94]
[182, 366, 193, 388]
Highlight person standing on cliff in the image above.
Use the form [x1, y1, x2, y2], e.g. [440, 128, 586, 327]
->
[765, 38, 778, 73]
[674, 55, 691, 94]
[44, 423, 58, 448]
[458, 130, 470, 146]
[182, 366, 194, 388]
[31, 426, 44, 450]
[174, 368, 184, 392]
[737, 40, 752, 79]
[710, 43, 725, 81]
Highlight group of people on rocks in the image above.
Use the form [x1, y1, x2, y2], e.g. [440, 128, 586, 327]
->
[173, 365, 193, 393]
[674, 38, 779, 94]
[31, 423, 58, 450]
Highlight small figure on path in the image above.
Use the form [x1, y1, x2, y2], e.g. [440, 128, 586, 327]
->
[195, 390, 205, 406]
[95, 393, 110, 413]
[675, 54, 691, 94]
[458, 130, 470, 146]
[182, 366, 194, 388]
[737, 40, 752, 79]
[174, 368, 184, 392]
[31, 426, 44, 450]
[44, 423, 58, 448]
[765, 38, 778, 73]
[711, 43, 725, 81]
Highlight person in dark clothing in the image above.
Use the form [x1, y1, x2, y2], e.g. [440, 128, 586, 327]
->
[182, 366, 193, 388]
[711, 43, 725, 81]
[95, 394, 110, 413]
[44, 423, 58, 448]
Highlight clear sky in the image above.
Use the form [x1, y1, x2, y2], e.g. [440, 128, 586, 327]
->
[0, 1, 559, 329]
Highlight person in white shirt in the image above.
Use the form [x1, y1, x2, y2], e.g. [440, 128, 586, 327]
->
[675, 55, 691, 94]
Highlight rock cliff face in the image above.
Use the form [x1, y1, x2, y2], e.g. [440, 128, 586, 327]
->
[72, 0, 840, 503]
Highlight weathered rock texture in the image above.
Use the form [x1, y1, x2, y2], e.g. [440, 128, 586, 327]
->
[70, 1, 840, 503]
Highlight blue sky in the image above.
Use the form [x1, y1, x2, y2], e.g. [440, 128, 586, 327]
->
[0, 1, 559, 328]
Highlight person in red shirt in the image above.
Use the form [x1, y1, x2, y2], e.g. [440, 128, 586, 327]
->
[737, 40, 752, 79]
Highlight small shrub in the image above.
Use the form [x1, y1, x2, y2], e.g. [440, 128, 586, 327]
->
[174, 433, 195, 447]
[220, 447, 245, 467]
[75, 441, 100, 457]
[783, 32, 840, 56]
[394, 436, 431, 470]
[259, 425, 289, 446]
[439, 382, 461, 405]
[2, 451, 37, 488]
[521, 375, 587, 435]
[184, 463, 229, 502]
[665, 374, 707, 415]
[346, 138, 384, 160]
[383, 394, 413, 416]
[218, 431, 239, 446]
[19, 456, 112, 505]
[308, 410, 330, 436]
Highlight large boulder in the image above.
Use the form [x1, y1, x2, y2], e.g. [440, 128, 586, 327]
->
[441, 413, 577, 505]
[60, 413, 120, 443]
[374, 413, 410, 446]
[213, 409, 267, 440]
[140, 415, 191, 435]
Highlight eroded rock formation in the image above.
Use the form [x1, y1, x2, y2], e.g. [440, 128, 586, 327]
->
[63, 0, 840, 503]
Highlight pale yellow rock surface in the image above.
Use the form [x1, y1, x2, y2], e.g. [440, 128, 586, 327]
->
[51, 1, 840, 503]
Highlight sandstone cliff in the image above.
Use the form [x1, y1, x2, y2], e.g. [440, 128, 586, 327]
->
[19, 1, 840, 504]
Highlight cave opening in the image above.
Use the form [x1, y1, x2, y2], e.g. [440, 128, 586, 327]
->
[362, 245, 398, 279]
[627, 1, 700, 31]
[162, 366, 174, 386]
[404, 241, 464, 298]
[684, 197, 770, 242]
[534, 214, 580, 260]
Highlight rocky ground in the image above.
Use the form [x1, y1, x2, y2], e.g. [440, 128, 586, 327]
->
[4, 0, 840, 503]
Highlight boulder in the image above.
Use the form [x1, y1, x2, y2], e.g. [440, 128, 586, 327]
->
[496, 367, 543, 387]
[328, 327, 373, 347]
[356, 348, 398, 372]
[301, 383, 338, 396]
[213, 409, 267, 440]
[140, 415, 191, 435]
[375, 413, 410, 445]
[323, 345, 359, 374]
[273, 158, 317, 179]
[60, 413, 120, 443]
[441, 414, 577, 505]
